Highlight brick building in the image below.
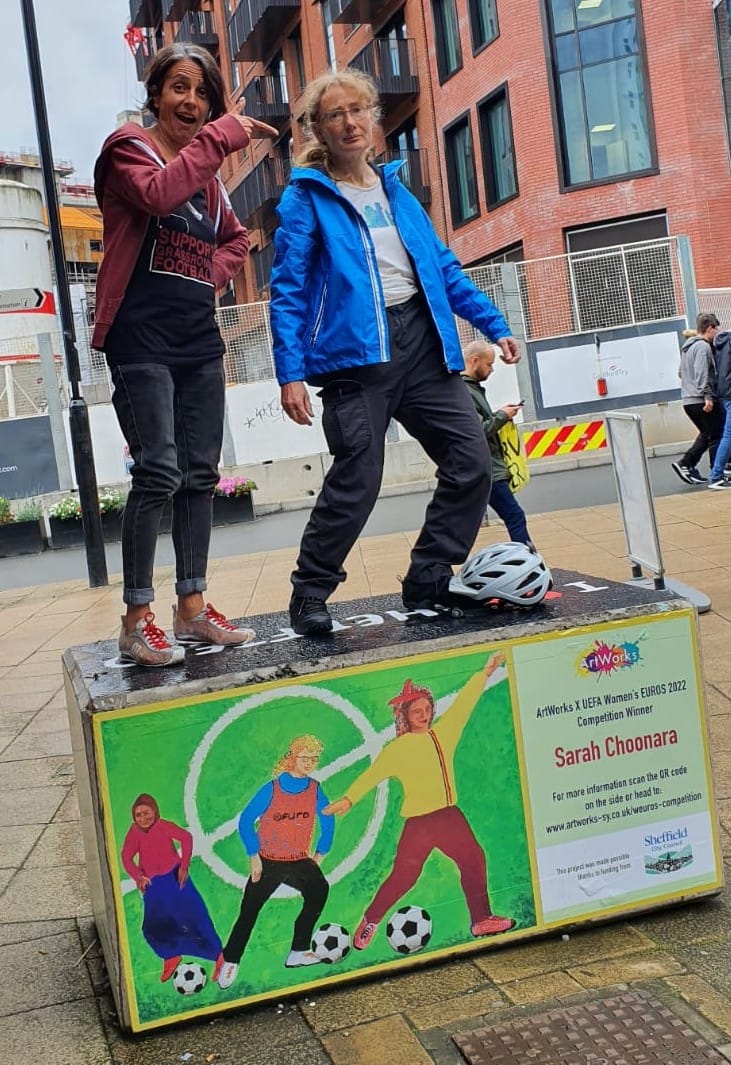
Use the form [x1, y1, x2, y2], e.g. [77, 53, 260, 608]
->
[127, 0, 731, 301]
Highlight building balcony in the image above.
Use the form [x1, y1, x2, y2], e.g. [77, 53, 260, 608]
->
[134, 30, 164, 82]
[375, 148, 431, 205]
[129, 0, 161, 29]
[227, 0, 300, 63]
[351, 38, 419, 109]
[162, 0, 193, 21]
[242, 75, 290, 131]
[229, 155, 292, 229]
[175, 9, 218, 50]
[327, 0, 391, 24]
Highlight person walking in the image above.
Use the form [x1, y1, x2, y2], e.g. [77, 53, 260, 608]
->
[707, 324, 731, 490]
[93, 43, 278, 665]
[461, 340, 533, 544]
[671, 315, 723, 485]
[269, 68, 520, 637]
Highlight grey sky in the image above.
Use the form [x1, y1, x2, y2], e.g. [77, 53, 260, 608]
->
[5, 0, 140, 186]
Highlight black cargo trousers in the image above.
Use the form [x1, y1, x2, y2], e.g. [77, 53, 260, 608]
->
[291, 293, 492, 600]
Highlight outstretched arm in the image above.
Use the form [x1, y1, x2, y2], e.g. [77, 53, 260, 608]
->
[435, 652, 508, 744]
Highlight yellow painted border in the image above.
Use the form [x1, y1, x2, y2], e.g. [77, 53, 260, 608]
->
[92, 607, 722, 1031]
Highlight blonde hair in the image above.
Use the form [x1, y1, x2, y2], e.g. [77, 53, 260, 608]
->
[274, 735, 324, 776]
[295, 67, 382, 171]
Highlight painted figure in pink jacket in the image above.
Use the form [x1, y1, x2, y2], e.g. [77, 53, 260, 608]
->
[121, 793, 223, 983]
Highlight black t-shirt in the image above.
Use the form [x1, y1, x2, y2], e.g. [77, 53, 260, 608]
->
[104, 189, 224, 365]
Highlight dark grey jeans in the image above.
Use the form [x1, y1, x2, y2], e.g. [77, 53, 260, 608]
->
[292, 295, 492, 600]
[110, 360, 225, 606]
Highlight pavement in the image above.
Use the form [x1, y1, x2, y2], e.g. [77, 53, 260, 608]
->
[1, 485, 731, 1065]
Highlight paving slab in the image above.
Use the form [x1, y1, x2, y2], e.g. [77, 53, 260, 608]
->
[25, 819, 86, 867]
[0, 862, 91, 921]
[322, 1015, 434, 1065]
[0, 822, 44, 868]
[102, 998, 329, 1065]
[1, 998, 112, 1065]
[0, 756, 74, 790]
[0, 917, 78, 946]
[0, 928, 93, 1015]
[0, 784, 69, 827]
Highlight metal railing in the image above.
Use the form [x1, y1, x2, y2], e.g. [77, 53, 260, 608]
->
[328, 0, 391, 24]
[162, 0, 192, 21]
[242, 75, 290, 126]
[227, 0, 299, 63]
[374, 148, 430, 204]
[698, 288, 731, 327]
[351, 37, 419, 100]
[134, 30, 164, 83]
[129, 0, 161, 29]
[1, 238, 689, 416]
[229, 155, 291, 228]
[175, 9, 218, 47]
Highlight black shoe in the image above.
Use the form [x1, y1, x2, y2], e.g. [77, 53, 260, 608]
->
[671, 462, 695, 485]
[289, 596, 333, 636]
[685, 467, 707, 485]
[401, 574, 481, 612]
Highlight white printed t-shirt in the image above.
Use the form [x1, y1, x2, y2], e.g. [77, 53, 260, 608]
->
[337, 178, 418, 307]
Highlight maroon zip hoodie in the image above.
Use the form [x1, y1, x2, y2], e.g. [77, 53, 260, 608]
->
[92, 116, 251, 350]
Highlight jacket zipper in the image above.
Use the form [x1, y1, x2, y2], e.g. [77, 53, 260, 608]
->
[355, 217, 388, 362]
[310, 282, 328, 347]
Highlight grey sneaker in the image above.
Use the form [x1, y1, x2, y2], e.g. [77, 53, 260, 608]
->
[118, 612, 185, 668]
[708, 477, 731, 489]
[173, 603, 255, 646]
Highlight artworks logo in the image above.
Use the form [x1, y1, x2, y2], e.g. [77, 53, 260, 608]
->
[643, 826, 693, 875]
[577, 638, 641, 678]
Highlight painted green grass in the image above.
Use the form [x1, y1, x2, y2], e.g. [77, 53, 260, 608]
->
[100, 650, 536, 1024]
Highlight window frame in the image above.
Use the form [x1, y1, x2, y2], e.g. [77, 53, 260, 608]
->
[477, 82, 519, 210]
[443, 111, 480, 229]
[542, 0, 658, 192]
[431, 0, 463, 83]
[469, 0, 499, 56]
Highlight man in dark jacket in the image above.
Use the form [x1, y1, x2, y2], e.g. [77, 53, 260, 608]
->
[461, 341, 533, 544]
[708, 325, 731, 489]
[672, 314, 722, 485]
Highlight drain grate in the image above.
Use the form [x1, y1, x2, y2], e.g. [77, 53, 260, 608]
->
[453, 989, 725, 1064]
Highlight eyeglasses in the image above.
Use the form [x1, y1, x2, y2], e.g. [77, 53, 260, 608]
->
[318, 105, 370, 127]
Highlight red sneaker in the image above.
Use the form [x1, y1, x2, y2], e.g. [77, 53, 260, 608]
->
[160, 955, 182, 982]
[471, 915, 515, 937]
[353, 917, 378, 950]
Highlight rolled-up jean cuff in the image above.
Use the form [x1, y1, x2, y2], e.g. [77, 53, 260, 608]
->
[175, 578, 208, 597]
[123, 587, 155, 606]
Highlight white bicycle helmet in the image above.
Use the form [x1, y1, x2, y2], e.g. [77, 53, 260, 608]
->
[449, 542, 552, 606]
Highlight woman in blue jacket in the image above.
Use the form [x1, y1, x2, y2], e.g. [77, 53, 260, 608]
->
[269, 68, 520, 636]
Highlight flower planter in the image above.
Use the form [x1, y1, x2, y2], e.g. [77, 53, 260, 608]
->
[212, 493, 255, 526]
[101, 512, 124, 544]
[49, 515, 85, 550]
[0, 519, 46, 558]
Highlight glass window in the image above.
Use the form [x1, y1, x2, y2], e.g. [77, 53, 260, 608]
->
[714, 0, 731, 161]
[478, 85, 518, 208]
[444, 116, 479, 226]
[469, 0, 499, 51]
[289, 27, 306, 95]
[322, 0, 336, 71]
[546, 0, 654, 186]
[431, 0, 463, 81]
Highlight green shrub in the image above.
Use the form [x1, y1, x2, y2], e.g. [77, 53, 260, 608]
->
[99, 488, 127, 515]
[0, 497, 13, 525]
[13, 500, 42, 522]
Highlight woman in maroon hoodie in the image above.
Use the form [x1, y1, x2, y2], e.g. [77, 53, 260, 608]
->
[93, 44, 277, 667]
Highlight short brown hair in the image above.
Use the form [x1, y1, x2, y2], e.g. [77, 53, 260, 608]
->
[144, 44, 226, 122]
[696, 312, 720, 333]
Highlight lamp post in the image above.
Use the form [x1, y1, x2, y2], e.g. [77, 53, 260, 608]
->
[19, 0, 108, 587]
